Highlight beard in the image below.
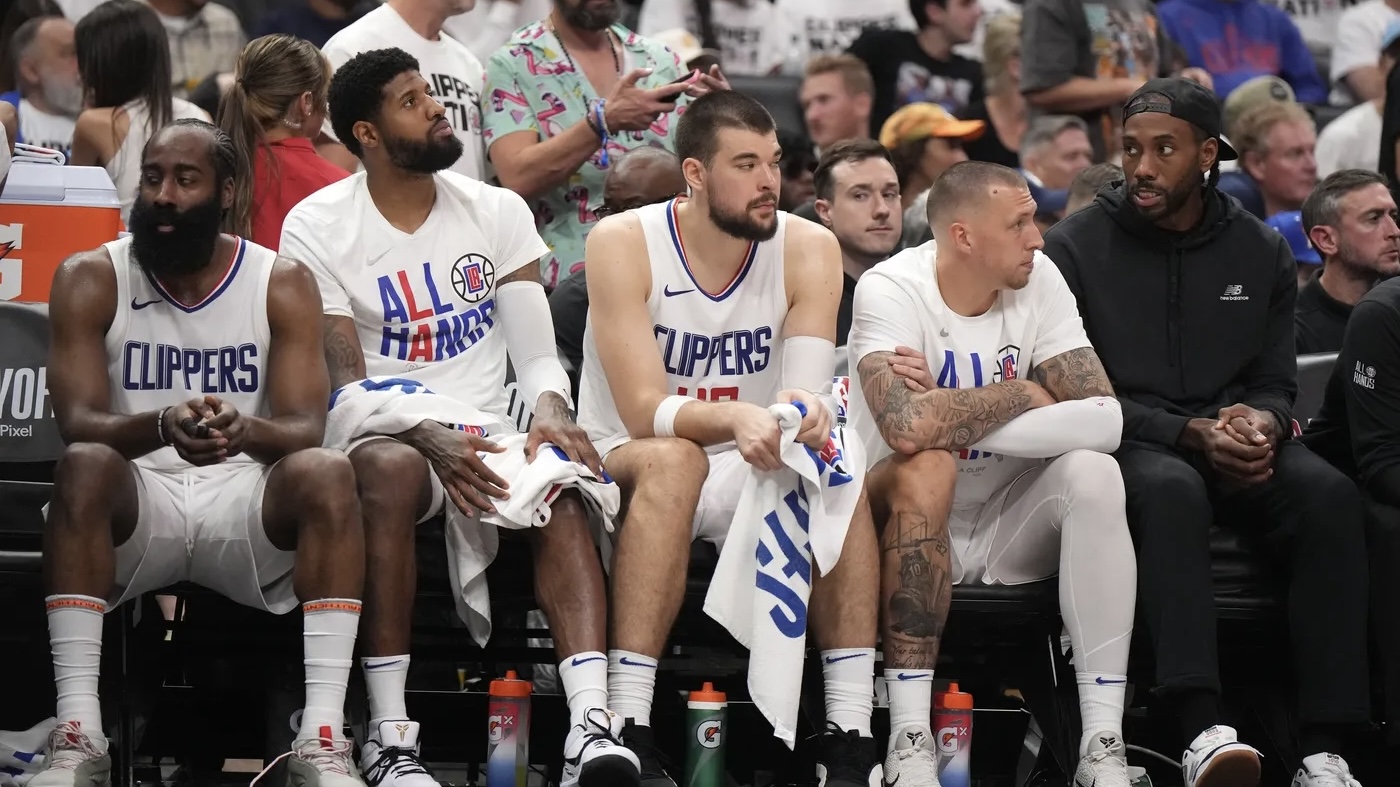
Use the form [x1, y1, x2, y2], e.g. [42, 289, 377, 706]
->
[1128, 169, 1203, 223]
[128, 192, 225, 280]
[708, 192, 779, 242]
[558, 0, 619, 30]
[41, 73, 84, 117]
[384, 125, 464, 174]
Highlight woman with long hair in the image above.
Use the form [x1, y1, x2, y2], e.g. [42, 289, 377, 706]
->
[69, 0, 208, 224]
[216, 34, 347, 248]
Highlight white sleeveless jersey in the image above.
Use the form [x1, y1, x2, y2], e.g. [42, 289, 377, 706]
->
[578, 199, 790, 452]
[104, 235, 275, 474]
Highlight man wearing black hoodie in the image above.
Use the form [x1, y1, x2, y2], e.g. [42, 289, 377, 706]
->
[1043, 78, 1371, 787]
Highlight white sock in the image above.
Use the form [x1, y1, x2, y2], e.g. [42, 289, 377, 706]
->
[46, 595, 107, 745]
[884, 668, 935, 746]
[821, 648, 875, 737]
[300, 599, 361, 742]
[559, 651, 609, 727]
[1076, 672, 1127, 757]
[607, 650, 658, 726]
[361, 654, 410, 727]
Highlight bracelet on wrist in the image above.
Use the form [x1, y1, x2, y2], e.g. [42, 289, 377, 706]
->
[157, 407, 172, 446]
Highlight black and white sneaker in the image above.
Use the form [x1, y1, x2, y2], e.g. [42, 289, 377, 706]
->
[359, 721, 439, 787]
[621, 720, 678, 787]
[562, 708, 641, 787]
[816, 723, 881, 787]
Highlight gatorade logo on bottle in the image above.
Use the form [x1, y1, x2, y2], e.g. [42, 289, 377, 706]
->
[938, 726, 967, 755]
[696, 719, 722, 749]
[488, 714, 515, 743]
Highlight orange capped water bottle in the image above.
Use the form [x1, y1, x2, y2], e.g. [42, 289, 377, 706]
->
[486, 670, 532, 787]
[933, 682, 973, 787]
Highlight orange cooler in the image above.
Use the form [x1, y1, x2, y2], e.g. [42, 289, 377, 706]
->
[0, 164, 122, 304]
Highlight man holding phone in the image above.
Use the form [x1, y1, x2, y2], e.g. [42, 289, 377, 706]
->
[482, 0, 729, 288]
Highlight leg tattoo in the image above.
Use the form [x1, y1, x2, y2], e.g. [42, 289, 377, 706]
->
[884, 512, 951, 668]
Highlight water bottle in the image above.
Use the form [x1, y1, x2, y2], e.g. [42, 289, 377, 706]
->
[485, 670, 532, 787]
[933, 682, 973, 787]
[685, 682, 727, 787]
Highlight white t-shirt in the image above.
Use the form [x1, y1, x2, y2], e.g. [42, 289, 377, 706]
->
[1330, 0, 1399, 84]
[280, 171, 549, 420]
[18, 99, 76, 154]
[846, 243, 1092, 507]
[442, 0, 553, 61]
[639, 0, 786, 76]
[322, 4, 487, 181]
[1316, 101, 1383, 177]
[1267, 0, 1358, 51]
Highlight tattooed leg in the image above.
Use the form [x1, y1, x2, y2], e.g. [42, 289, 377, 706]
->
[869, 450, 958, 670]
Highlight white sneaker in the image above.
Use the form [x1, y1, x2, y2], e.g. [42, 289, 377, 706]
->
[562, 708, 640, 787]
[1181, 725, 1261, 787]
[360, 721, 440, 787]
[28, 722, 111, 787]
[1074, 731, 1132, 787]
[1291, 753, 1362, 787]
[882, 726, 940, 787]
[253, 726, 365, 787]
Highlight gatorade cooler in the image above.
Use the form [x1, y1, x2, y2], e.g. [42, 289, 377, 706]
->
[0, 164, 122, 303]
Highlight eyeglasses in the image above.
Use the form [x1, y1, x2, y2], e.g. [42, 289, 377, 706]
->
[594, 192, 687, 219]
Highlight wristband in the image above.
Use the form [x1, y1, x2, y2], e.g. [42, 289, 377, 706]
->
[652, 394, 690, 438]
[594, 99, 611, 167]
[157, 407, 172, 446]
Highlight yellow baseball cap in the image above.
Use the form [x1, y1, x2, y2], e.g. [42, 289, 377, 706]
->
[879, 103, 986, 149]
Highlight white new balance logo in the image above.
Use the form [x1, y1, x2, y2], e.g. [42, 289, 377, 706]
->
[1220, 285, 1248, 301]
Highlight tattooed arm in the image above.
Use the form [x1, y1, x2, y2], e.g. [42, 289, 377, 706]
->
[323, 316, 367, 391]
[857, 351, 1051, 455]
[970, 346, 1124, 457]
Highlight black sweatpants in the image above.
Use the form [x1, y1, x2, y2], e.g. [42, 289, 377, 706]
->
[1114, 440, 1370, 726]
[1365, 496, 1400, 745]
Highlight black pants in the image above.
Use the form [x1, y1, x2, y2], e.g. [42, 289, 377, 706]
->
[1114, 440, 1370, 725]
[1365, 496, 1400, 745]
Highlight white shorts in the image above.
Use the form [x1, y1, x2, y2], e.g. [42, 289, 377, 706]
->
[599, 438, 751, 549]
[112, 462, 296, 613]
[950, 461, 1064, 587]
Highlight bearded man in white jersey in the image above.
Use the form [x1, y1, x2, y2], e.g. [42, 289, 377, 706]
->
[279, 48, 634, 787]
[848, 161, 1138, 787]
[579, 90, 882, 787]
[36, 119, 365, 787]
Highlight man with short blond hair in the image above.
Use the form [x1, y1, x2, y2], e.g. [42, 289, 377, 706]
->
[801, 54, 876, 150]
[1235, 100, 1319, 219]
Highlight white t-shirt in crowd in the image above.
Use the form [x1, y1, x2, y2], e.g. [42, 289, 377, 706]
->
[18, 99, 76, 154]
[1267, 0, 1359, 51]
[280, 171, 549, 420]
[322, 3, 487, 181]
[442, 0, 553, 61]
[1315, 101, 1384, 177]
[1330, 0, 1399, 85]
[846, 243, 1092, 507]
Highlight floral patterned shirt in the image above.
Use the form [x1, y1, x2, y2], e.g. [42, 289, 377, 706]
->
[483, 22, 687, 287]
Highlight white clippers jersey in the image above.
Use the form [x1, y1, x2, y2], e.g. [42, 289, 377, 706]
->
[104, 235, 275, 474]
[578, 199, 790, 452]
[281, 171, 550, 420]
[846, 243, 1092, 507]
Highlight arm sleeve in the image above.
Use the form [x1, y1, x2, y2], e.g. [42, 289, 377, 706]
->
[278, 209, 351, 318]
[1278, 14, 1329, 103]
[1243, 238, 1300, 433]
[1019, 0, 1081, 93]
[972, 397, 1122, 457]
[497, 281, 573, 406]
[481, 50, 541, 152]
[1331, 8, 1379, 83]
[492, 188, 552, 280]
[1339, 300, 1400, 505]
[1044, 227, 1194, 447]
[847, 273, 926, 369]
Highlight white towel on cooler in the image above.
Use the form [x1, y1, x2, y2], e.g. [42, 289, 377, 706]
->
[325, 376, 620, 645]
[702, 401, 866, 747]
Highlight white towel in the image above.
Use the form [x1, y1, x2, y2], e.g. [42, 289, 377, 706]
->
[702, 402, 866, 747]
[12, 143, 65, 166]
[0, 718, 55, 786]
[325, 376, 620, 645]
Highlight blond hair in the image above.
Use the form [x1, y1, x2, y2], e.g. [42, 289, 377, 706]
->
[1232, 101, 1314, 160]
[982, 14, 1022, 94]
[804, 54, 874, 98]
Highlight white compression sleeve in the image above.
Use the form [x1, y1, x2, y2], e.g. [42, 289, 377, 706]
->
[780, 336, 837, 393]
[972, 396, 1123, 458]
[496, 281, 572, 409]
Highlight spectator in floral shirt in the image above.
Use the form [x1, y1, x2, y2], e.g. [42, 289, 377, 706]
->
[483, 0, 727, 287]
